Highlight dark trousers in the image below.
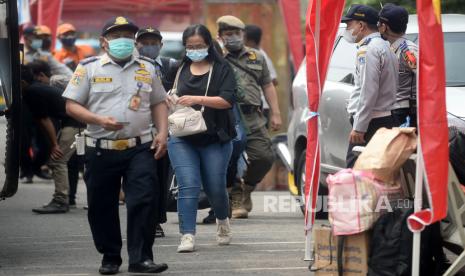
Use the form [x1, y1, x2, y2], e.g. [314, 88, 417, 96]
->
[392, 107, 417, 128]
[84, 142, 159, 265]
[155, 155, 170, 224]
[68, 152, 83, 204]
[346, 115, 394, 168]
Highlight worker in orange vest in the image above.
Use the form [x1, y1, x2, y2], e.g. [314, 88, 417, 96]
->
[54, 23, 96, 70]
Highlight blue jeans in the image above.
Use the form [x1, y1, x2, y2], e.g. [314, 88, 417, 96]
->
[168, 137, 232, 235]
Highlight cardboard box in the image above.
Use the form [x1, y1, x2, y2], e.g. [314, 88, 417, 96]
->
[312, 226, 370, 276]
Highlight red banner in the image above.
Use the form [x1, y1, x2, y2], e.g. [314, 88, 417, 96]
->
[304, 0, 345, 232]
[279, 0, 304, 71]
[407, 0, 449, 232]
[31, 0, 64, 50]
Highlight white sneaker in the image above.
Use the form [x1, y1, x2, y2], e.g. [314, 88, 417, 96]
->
[177, 234, 195, 253]
[216, 218, 231, 245]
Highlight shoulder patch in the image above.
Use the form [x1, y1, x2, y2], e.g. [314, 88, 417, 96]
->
[80, 56, 99, 65]
[70, 64, 87, 86]
[402, 48, 417, 70]
[248, 51, 257, 61]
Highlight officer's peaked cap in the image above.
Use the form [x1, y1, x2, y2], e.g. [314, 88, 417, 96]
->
[217, 15, 245, 31]
[102, 16, 139, 36]
[379, 3, 409, 33]
[341, 4, 379, 25]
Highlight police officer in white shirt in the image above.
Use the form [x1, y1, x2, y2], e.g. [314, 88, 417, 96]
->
[341, 5, 398, 168]
[378, 3, 418, 128]
[62, 16, 168, 275]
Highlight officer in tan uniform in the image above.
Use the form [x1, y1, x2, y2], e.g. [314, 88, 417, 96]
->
[216, 15, 282, 218]
[63, 16, 168, 275]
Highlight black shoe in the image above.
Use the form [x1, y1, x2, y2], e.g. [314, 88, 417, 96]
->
[155, 224, 165, 238]
[202, 209, 216, 224]
[128, 260, 168, 273]
[99, 263, 120, 275]
[32, 200, 69, 214]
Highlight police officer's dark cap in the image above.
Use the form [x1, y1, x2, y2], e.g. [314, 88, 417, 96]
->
[101, 16, 139, 36]
[341, 4, 379, 25]
[135, 27, 163, 41]
[379, 4, 409, 33]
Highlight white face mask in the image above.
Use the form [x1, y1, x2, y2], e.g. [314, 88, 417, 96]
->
[342, 28, 357, 44]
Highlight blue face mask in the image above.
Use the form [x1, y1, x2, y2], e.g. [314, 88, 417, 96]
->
[138, 45, 161, 59]
[60, 36, 77, 48]
[186, 48, 209, 62]
[31, 39, 43, 50]
[107, 38, 135, 60]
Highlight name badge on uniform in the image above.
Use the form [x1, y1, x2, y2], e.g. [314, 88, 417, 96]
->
[92, 77, 113, 83]
[135, 69, 150, 75]
[129, 82, 143, 111]
[135, 75, 152, 84]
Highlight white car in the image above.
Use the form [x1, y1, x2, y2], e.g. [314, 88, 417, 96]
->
[278, 14, 465, 213]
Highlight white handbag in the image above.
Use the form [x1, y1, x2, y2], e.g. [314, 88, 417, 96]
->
[168, 63, 213, 137]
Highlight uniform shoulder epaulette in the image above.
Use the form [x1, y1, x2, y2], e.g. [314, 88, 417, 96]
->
[138, 56, 155, 64]
[399, 40, 409, 52]
[80, 56, 99, 65]
[360, 38, 372, 47]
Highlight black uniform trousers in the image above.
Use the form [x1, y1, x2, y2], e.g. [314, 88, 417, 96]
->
[392, 107, 417, 128]
[84, 142, 159, 266]
[346, 115, 395, 168]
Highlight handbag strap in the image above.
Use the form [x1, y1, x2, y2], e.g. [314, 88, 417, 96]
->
[171, 62, 214, 114]
[170, 62, 184, 94]
[201, 63, 214, 113]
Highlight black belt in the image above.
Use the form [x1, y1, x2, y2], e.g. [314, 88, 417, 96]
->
[240, 105, 260, 115]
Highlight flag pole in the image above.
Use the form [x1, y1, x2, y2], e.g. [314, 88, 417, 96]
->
[304, 0, 321, 263]
[412, 143, 423, 276]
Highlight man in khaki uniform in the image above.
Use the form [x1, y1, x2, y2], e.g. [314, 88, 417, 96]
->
[217, 15, 282, 218]
[63, 16, 168, 274]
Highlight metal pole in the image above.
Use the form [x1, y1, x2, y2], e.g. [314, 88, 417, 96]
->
[412, 145, 423, 276]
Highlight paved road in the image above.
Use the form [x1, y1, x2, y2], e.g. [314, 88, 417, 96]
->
[0, 110, 311, 276]
[0, 178, 310, 275]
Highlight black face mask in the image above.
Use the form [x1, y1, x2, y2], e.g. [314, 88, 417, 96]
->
[42, 38, 52, 51]
[61, 37, 77, 48]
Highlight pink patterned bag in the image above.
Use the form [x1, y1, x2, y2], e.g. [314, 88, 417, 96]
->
[327, 169, 403, 236]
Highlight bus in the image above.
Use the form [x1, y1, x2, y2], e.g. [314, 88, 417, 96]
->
[0, 0, 22, 199]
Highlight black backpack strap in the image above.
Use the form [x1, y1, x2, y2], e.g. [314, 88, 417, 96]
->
[159, 57, 171, 76]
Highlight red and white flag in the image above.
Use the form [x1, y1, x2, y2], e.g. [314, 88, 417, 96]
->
[304, 0, 345, 234]
[407, 0, 449, 232]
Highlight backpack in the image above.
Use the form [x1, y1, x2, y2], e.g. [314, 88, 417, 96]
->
[368, 200, 444, 276]
[159, 57, 180, 91]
